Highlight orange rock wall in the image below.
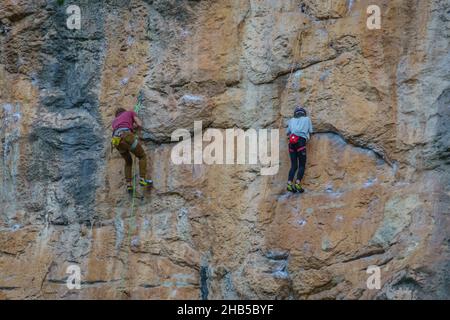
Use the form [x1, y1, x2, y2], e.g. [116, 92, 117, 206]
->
[0, 0, 449, 299]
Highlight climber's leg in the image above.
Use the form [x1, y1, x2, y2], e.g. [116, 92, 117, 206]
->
[116, 132, 134, 191]
[297, 148, 307, 182]
[288, 148, 298, 182]
[119, 151, 133, 191]
[294, 150, 306, 193]
[287, 147, 299, 192]
[131, 142, 153, 187]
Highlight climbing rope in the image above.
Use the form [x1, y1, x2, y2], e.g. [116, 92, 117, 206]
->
[129, 91, 144, 239]
[275, 28, 304, 152]
[279, 21, 307, 129]
[120, 91, 144, 296]
[262, 26, 305, 199]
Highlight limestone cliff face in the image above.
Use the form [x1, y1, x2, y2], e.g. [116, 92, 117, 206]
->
[0, 0, 449, 299]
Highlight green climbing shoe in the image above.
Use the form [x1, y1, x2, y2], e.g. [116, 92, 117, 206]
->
[139, 178, 153, 187]
[126, 185, 133, 193]
[294, 183, 305, 193]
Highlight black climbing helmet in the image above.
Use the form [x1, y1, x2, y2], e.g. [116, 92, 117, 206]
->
[294, 106, 307, 118]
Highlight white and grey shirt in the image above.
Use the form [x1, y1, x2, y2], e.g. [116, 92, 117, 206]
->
[286, 117, 313, 140]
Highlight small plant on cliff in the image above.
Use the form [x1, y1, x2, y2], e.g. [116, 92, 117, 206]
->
[57, 0, 65, 6]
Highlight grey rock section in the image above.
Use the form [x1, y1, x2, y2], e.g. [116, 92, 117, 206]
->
[30, 1, 107, 224]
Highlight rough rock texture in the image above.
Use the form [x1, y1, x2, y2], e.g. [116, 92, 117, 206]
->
[1, 0, 449, 299]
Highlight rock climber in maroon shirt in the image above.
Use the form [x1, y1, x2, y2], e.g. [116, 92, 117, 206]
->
[111, 107, 153, 192]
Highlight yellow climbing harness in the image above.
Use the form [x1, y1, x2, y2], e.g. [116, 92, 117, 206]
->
[111, 136, 121, 147]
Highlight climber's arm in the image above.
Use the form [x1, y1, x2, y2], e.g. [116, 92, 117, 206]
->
[133, 114, 143, 129]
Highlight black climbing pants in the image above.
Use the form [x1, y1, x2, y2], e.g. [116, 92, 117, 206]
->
[288, 137, 307, 182]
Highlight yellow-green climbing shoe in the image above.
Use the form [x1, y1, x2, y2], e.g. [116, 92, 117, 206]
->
[139, 178, 153, 187]
[295, 183, 305, 193]
[287, 183, 296, 193]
